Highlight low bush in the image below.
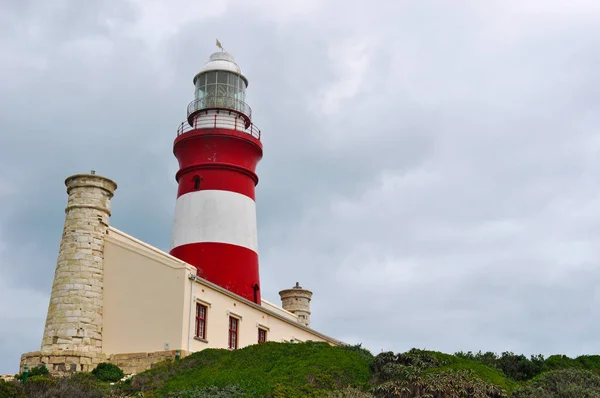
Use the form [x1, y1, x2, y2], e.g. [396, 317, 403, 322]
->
[0, 380, 24, 398]
[512, 368, 600, 397]
[16, 372, 110, 398]
[371, 370, 507, 398]
[91, 363, 124, 383]
[325, 386, 374, 397]
[169, 385, 245, 397]
[16, 366, 49, 382]
[22, 376, 57, 398]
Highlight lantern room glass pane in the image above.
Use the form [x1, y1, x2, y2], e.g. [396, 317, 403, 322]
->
[228, 75, 238, 88]
[195, 74, 206, 88]
[206, 72, 217, 84]
[217, 71, 228, 84]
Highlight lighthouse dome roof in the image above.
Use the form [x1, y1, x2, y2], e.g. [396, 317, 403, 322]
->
[194, 51, 248, 86]
[202, 51, 242, 74]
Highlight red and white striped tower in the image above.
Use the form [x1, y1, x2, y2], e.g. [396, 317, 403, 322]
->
[170, 48, 263, 304]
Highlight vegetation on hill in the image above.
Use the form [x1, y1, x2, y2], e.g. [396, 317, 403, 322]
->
[128, 341, 373, 397]
[4, 342, 600, 397]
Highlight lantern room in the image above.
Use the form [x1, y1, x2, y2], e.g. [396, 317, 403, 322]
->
[188, 51, 251, 127]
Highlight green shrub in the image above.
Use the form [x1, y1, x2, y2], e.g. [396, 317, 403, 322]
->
[22, 375, 57, 398]
[169, 385, 245, 397]
[16, 365, 49, 381]
[17, 372, 109, 398]
[512, 368, 600, 397]
[575, 355, 600, 373]
[370, 349, 512, 396]
[372, 370, 507, 398]
[455, 351, 546, 382]
[338, 344, 375, 365]
[0, 380, 24, 398]
[325, 386, 374, 397]
[91, 362, 124, 382]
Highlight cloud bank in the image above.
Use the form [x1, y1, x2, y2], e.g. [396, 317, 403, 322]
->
[1, 0, 600, 373]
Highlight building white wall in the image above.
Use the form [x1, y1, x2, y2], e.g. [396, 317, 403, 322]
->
[103, 230, 190, 354]
[184, 278, 339, 352]
[103, 227, 341, 356]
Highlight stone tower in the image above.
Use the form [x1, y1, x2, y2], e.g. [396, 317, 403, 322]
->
[279, 282, 313, 328]
[34, 172, 117, 373]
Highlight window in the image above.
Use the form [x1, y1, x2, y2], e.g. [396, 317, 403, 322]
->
[253, 283, 260, 304]
[258, 328, 267, 344]
[228, 316, 239, 349]
[195, 303, 207, 340]
[193, 175, 201, 190]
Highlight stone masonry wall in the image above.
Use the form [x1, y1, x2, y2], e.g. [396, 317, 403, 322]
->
[20, 350, 189, 376]
[109, 350, 190, 375]
[40, 173, 117, 355]
[20, 351, 107, 376]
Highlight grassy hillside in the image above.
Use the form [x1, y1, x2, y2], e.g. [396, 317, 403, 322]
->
[6, 343, 600, 397]
[128, 341, 373, 397]
[125, 344, 600, 397]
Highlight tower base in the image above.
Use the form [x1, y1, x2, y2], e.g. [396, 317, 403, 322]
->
[19, 349, 191, 377]
[20, 350, 108, 376]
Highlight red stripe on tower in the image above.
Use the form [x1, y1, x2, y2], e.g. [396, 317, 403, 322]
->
[169, 49, 264, 304]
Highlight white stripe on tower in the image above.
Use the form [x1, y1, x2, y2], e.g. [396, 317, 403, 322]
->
[170, 189, 258, 253]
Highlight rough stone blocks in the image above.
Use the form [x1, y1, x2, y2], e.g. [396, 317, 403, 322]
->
[40, 173, 117, 355]
[19, 349, 190, 377]
[20, 350, 107, 377]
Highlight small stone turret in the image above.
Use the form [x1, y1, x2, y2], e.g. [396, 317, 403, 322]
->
[21, 172, 117, 375]
[279, 282, 313, 328]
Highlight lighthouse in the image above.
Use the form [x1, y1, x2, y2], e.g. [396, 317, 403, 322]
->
[169, 48, 264, 304]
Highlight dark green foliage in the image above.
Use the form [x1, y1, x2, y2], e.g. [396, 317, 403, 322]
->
[454, 350, 600, 383]
[339, 343, 375, 366]
[91, 363, 124, 382]
[512, 369, 600, 397]
[21, 372, 109, 398]
[11, 344, 600, 397]
[371, 349, 510, 397]
[455, 351, 546, 381]
[130, 341, 373, 397]
[325, 386, 375, 397]
[21, 376, 57, 398]
[544, 355, 583, 372]
[16, 366, 49, 382]
[0, 380, 25, 398]
[574, 355, 600, 372]
[456, 351, 500, 370]
[371, 349, 451, 383]
[168, 384, 245, 397]
[495, 352, 545, 381]
[372, 352, 397, 375]
[542, 354, 600, 374]
[372, 370, 507, 398]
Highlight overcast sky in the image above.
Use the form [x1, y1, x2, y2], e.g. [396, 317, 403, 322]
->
[1, 0, 600, 374]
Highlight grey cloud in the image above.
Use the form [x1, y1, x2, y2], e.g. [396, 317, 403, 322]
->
[2, 0, 600, 374]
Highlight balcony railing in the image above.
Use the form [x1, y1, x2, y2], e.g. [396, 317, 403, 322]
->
[177, 113, 261, 140]
[187, 96, 252, 122]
